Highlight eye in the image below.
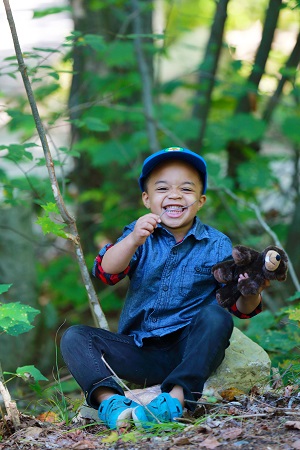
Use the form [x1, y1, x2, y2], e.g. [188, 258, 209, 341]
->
[182, 188, 193, 192]
[156, 187, 168, 191]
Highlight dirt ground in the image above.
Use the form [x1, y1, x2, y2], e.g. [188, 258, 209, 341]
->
[1, 391, 300, 450]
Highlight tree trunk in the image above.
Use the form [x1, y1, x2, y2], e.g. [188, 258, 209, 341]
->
[192, 0, 230, 150]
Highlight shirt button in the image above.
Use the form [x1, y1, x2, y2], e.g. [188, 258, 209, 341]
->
[152, 317, 157, 322]
[162, 285, 168, 291]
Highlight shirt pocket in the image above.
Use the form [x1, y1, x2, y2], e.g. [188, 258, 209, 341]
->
[179, 263, 213, 297]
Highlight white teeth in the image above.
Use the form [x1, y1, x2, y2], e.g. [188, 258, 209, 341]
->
[165, 206, 183, 211]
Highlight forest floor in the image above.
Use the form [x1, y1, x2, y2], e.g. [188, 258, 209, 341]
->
[1, 390, 300, 450]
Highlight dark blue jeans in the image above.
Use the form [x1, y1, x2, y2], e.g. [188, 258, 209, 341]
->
[60, 304, 233, 411]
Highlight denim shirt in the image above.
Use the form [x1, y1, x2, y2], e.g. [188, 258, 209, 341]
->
[93, 217, 233, 347]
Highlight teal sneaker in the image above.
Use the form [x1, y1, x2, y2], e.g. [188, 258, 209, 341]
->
[98, 394, 139, 429]
[132, 393, 183, 429]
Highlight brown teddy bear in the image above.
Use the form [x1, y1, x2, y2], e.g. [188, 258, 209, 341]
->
[212, 245, 288, 308]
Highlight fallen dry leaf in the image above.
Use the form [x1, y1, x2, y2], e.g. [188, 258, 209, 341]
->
[37, 411, 60, 423]
[198, 436, 222, 448]
[172, 436, 192, 445]
[102, 430, 119, 444]
[22, 426, 44, 439]
[220, 387, 245, 401]
[220, 427, 243, 440]
[71, 439, 97, 449]
[286, 421, 300, 430]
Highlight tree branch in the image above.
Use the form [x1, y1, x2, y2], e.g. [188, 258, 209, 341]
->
[3, 0, 108, 330]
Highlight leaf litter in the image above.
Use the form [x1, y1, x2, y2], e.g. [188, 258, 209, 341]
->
[1, 389, 300, 449]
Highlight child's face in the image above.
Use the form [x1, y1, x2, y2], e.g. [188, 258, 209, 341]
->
[142, 160, 206, 240]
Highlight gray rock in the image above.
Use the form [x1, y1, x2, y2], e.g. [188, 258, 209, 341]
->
[203, 327, 271, 396]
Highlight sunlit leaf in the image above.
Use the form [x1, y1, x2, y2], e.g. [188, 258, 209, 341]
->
[16, 365, 48, 382]
[0, 302, 40, 336]
[36, 215, 67, 238]
[33, 7, 71, 18]
[287, 308, 300, 322]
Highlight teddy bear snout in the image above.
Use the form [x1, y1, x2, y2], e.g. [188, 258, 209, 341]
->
[265, 250, 281, 271]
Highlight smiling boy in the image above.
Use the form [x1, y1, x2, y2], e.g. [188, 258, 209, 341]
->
[61, 147, 264, 429]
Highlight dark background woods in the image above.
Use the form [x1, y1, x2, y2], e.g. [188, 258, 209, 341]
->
[0, 0, 299, 387]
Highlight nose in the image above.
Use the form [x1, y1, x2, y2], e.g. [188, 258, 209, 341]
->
[168, 186, 182, 199]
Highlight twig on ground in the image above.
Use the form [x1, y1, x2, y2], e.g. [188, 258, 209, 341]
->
[0, 365, 20, 430]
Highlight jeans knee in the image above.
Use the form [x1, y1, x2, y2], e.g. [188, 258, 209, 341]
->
[60, 325, 86, 353]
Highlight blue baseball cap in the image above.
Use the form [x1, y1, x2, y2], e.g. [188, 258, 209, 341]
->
[138, 147, 207, 193]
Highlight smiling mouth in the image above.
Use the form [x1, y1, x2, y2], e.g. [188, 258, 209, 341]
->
[164, 205, 185, 213]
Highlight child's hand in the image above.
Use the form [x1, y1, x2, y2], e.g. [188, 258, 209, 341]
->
[131, 213, 161, 246]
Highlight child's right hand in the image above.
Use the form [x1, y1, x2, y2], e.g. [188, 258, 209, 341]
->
[131, 213, 161, 246]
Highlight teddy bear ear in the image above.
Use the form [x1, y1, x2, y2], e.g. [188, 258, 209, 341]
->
[265, 250, 281, 271]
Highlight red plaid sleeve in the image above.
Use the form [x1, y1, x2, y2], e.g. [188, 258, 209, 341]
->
[93, 244, 131, 285]
[228, 296, 262, 319]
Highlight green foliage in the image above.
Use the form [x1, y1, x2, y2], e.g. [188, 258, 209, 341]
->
[36, 203, 68, 239]
[242, 307, 300, 375]
[4, 365, 48, 383]
[33, 6, 71, 19]
[0, 300, 40, 336]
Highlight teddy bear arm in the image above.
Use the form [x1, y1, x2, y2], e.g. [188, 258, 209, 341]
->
[233, 245, 260, 266]
[212, 260, 235, 283]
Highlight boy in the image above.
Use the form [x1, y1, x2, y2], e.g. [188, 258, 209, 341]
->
[61, 147, 265, 430]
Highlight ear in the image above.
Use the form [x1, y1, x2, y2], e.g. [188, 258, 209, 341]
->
[142, 191, 150, 209]
[197, 195, 207, 211]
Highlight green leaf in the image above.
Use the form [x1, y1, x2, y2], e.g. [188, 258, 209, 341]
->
[34, 83, 60, 100]
[83, 34, 106, 51]
[33, 6, 71, 18]
[1, 143, 35, 162]
[0, 302, 40, 336]
[223, 113, 267, 142]
[16, 365, 48, 382]
[0, 284, 12, 295]
[41, 202, 59, 214]
[84, 117, 110, 132]
[33, 47, 60, 53]
[281, 116, 300, 145]
[6, 110, 36, 137]
[287, 291, 300, 302]
[36, 215, 67, 238]
[237, 156, 275, 190]
[287, 308, 300, 321]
